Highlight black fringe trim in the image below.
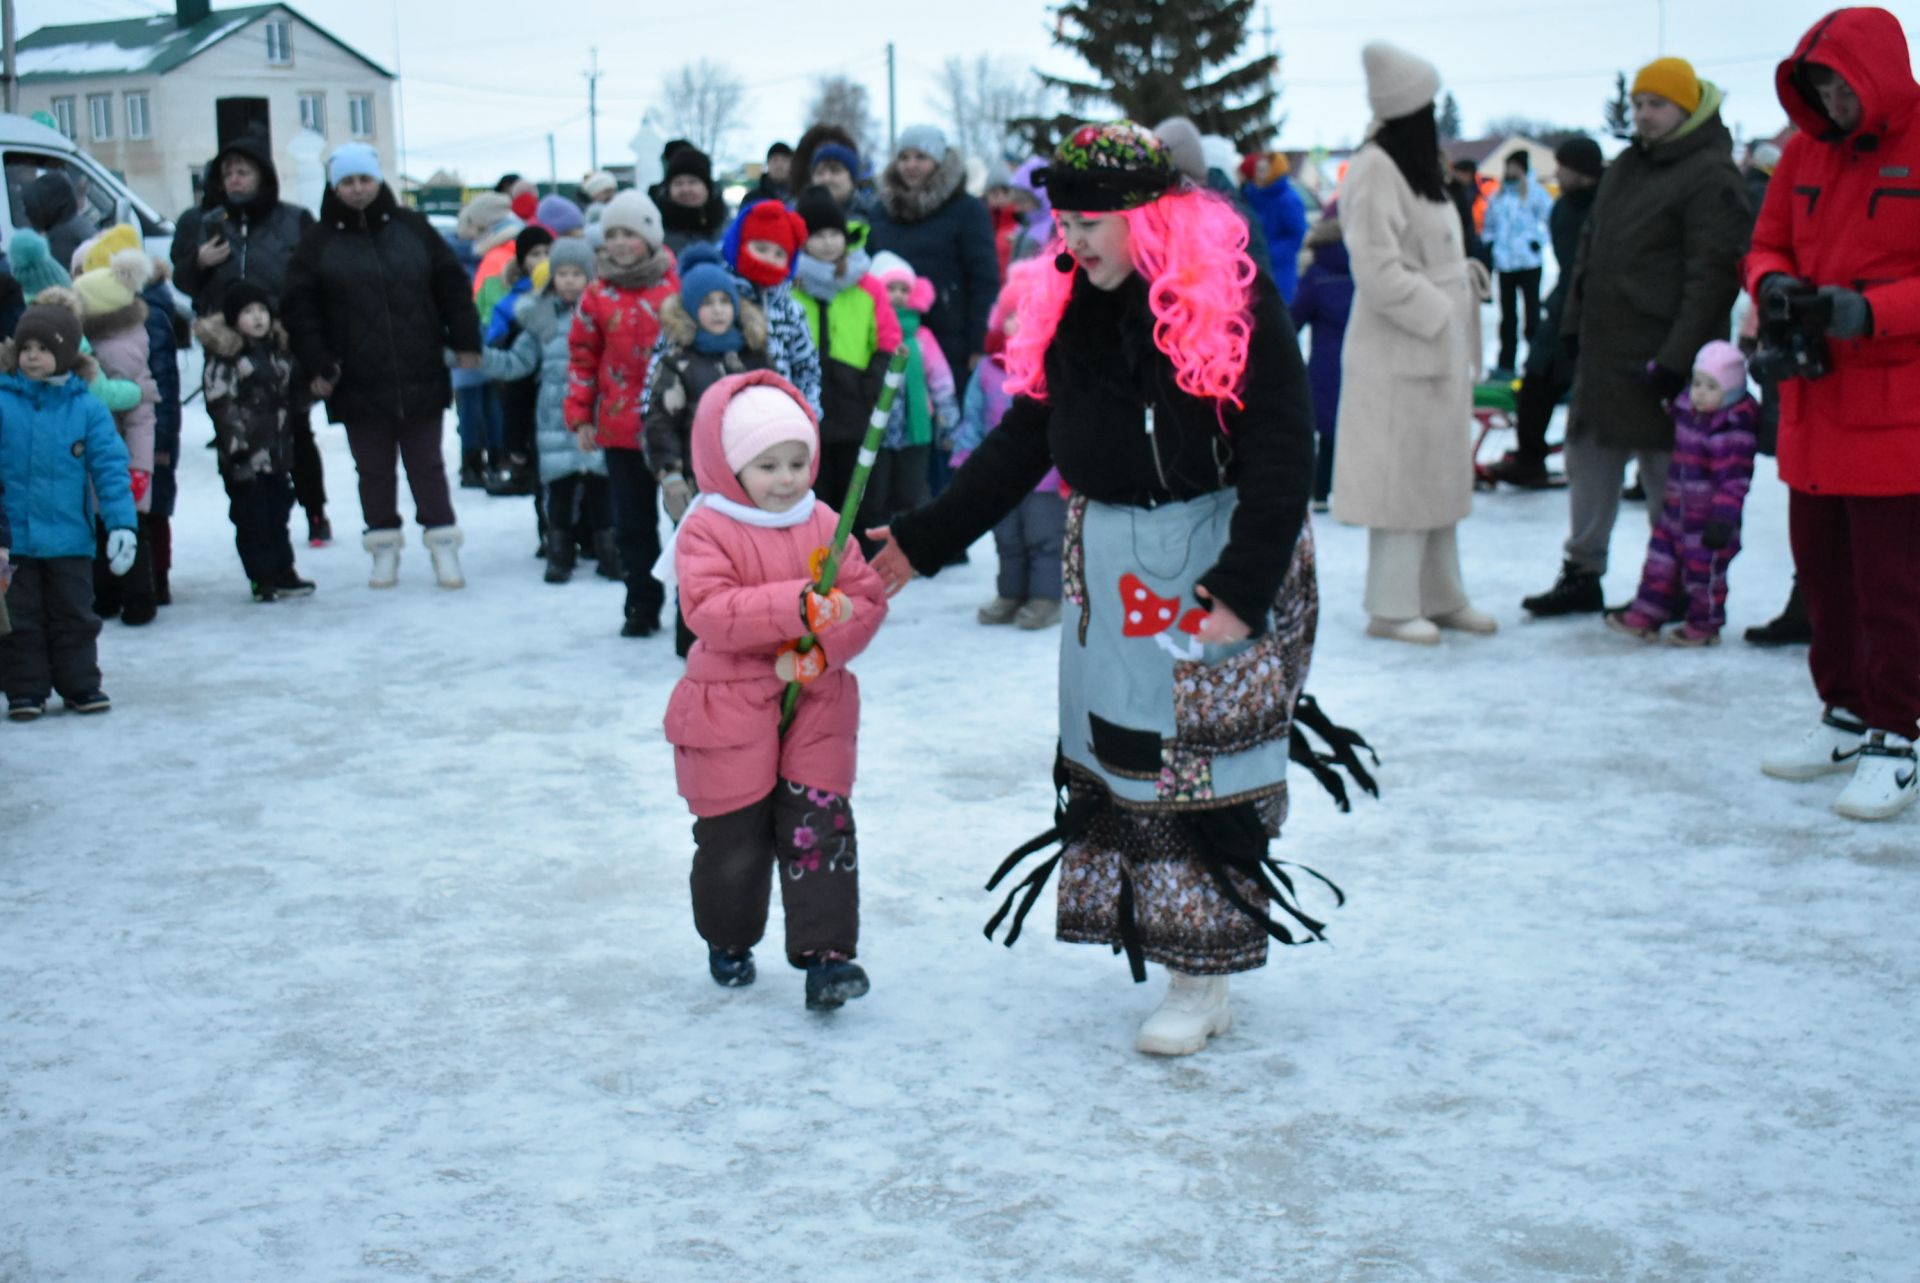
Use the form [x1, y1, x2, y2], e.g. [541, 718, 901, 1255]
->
[1289, 692, 1380, 812]
[984, 692, 1375, 979]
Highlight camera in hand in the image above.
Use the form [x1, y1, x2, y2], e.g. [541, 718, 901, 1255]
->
[1749, 283, 1832, 383]
[202, 207, 229, 244]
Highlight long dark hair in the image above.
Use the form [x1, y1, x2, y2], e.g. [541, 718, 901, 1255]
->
[1372, 106, 1447, 203]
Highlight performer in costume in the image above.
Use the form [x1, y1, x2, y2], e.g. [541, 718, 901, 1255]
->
[868, 121, 1371, 1057]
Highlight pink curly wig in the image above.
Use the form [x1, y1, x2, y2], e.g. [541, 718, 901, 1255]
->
[1002, 186, 1257, 408]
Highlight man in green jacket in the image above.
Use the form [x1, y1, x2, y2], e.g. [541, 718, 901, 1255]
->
[1522, 56, 1750, 616]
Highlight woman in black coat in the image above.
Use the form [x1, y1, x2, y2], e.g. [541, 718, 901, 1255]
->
[281, 145, 481, 590]
[869, 122, 1358, 1059]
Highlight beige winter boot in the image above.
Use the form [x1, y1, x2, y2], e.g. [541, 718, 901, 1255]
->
[1135, 970, 1231, 1056]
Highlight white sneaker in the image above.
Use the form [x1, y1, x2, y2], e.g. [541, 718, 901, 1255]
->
[423, 525, 465, 589]
[1760, 707, 1869, 780]
[1365, 616, 1441, 645]
[1833, 731, 1919, 821]
[1135, 970, 1231, 1056]
[362, 528, 403, 589]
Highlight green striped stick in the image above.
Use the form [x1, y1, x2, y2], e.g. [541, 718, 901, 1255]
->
[780, 345, 913, 732]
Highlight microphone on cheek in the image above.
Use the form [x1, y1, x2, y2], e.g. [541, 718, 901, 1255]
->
[1054, 250, 1075, 274]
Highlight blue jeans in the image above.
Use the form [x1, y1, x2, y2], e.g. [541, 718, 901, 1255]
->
[455, 383, 504, 453]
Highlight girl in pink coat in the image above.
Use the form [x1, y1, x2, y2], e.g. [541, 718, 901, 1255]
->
[660, 369, 888, 1009]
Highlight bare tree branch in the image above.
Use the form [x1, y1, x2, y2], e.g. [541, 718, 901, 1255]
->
[657, 60, 749, 161]
[806, 76, 881, 157]
[933, 56, 1056, 163]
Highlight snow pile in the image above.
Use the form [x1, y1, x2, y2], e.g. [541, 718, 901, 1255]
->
[2, 385, 1914, 1280]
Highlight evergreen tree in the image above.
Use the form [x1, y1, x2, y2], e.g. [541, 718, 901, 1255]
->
[1036, 0, 1281, 150]
[1604, 72, 1633, 139]
[1438, 92, 1463, 142]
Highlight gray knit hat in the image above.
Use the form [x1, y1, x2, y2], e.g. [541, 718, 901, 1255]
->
[1152, 116, 1208, 184]
[548, 237, 597, 278]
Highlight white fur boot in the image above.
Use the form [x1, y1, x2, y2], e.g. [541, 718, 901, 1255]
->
[362, 528, 403, 589]
[1135, 969, 1231, 1056]
[423, 525, 465, 589]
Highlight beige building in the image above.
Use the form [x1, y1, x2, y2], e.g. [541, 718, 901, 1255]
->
[17, 1, 395, 221]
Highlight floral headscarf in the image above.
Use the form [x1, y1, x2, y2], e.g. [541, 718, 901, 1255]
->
[1035, 120, 1181, 212]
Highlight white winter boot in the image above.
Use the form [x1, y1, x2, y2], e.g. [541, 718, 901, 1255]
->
[1760, 707, 1869, 780]
[362, 528, 403, 589]
[423, 525, 465, 589]
[1135, 970, 1231, 1056]
[1832, 731, 1919, 821]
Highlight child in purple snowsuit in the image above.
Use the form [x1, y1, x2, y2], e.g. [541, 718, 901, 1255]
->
[1606, 340, 1757, 646]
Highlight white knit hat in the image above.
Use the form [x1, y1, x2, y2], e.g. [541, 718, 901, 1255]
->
[1362, 42, 1442, 123]
[581, 170, 617, 199]
[599, 189, 663, 250]
[721, 385, 817, 474]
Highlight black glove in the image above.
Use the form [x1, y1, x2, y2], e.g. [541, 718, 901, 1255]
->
[1758, 273, 1809, 308]
[1703, 520, 1734, 551]
[1818, 285, 1874, 339]
[1644, 364, 1688, 402]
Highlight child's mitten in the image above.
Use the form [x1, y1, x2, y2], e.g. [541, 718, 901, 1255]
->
[1702, 520, 1734, 551]
[802, 587, 853, 633]
[105, 528, 137, 576]
[775, 639, 827, 684]
[129, 469, 151, 504]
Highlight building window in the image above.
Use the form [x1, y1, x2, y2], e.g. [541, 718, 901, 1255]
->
[265, 19, 291, 65]
[87, 93, 113, 141]
[348, 93, 374, 140]
[125, 92, 152, 140]
[51, 97, 77, 140]
[298, 92, 326, 137]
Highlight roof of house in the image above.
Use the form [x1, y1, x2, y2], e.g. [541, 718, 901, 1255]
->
[18, 4, 392, 83]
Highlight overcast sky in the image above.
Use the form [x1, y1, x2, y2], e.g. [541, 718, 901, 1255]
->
[24, 0, 1920, 185]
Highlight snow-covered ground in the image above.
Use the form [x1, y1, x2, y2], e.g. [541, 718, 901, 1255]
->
[5, 386, 1916, 1283]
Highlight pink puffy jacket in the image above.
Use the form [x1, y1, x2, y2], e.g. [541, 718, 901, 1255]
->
[664, 370, 890, 818]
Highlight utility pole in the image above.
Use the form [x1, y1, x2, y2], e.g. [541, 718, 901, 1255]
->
[585, 46, 603, 171]
[3, 0, 17, 115]
[1658, 0, 1667, 55]
[886, 42, 897, 156]
[547, 132, 557, 191]
[1260, 5, 1275, 59]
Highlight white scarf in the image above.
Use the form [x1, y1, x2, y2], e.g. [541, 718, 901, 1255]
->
[652, 490, 819, 596]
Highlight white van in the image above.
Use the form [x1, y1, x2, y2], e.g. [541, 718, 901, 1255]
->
[0, 111, 175, 263]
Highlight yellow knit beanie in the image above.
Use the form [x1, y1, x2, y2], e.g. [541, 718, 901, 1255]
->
[79, 223, 143, 274]
[1632, 57, 1702, 114]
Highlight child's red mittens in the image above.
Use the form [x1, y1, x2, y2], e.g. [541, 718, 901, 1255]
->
[776, 640, 827, 684]
[129, 469, 151, 503]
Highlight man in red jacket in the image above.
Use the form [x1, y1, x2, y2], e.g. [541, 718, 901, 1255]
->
[1750, 7, 1920, 821]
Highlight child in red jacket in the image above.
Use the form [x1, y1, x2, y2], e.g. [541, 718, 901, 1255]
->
[660, 370, 888, 1009]
[565, 190, 678, 636]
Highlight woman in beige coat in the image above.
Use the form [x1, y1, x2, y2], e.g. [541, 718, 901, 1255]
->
[1332, 42, 1496, 644]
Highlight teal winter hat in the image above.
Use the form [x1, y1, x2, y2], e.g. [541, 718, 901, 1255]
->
[7, 228, 71, 298]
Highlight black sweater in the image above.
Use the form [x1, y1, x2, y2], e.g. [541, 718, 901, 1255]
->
[888, 270, 1315, 632]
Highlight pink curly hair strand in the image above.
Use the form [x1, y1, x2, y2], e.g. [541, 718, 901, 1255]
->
[1002, 186, 1258, 410]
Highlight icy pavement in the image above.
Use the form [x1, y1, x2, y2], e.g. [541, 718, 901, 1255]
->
[3, 403, 1915, 1283]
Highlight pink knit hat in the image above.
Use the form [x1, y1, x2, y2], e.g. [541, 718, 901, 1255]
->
[721, 384, 817, 474]
[1693, 340, 1748, 396]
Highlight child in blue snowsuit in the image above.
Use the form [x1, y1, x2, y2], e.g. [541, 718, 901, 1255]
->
[1289, 214, 1354, 510]
[0, 303, 138, 719]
